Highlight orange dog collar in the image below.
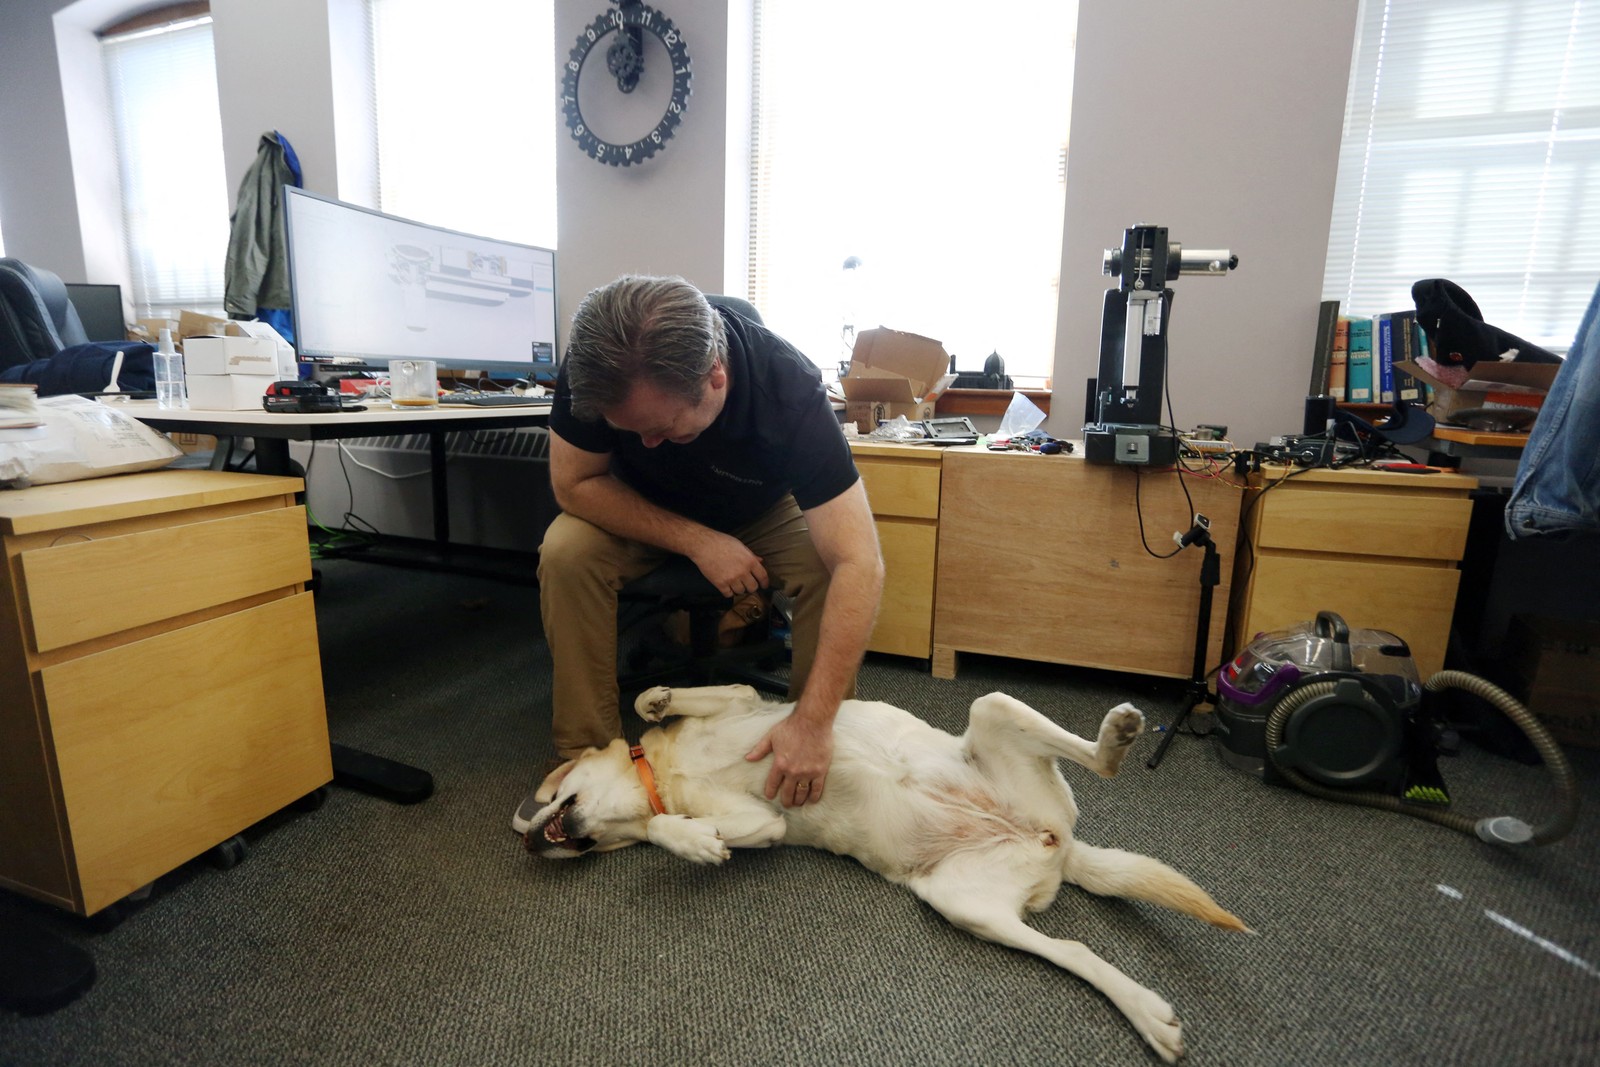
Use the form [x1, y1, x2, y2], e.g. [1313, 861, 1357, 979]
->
[630, 744, 668, 816]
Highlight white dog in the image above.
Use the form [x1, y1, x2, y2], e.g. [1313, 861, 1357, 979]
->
[522, 684, 1247, 1062]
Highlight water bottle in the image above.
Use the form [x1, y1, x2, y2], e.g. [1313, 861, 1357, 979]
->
[155, 328, 188, 409]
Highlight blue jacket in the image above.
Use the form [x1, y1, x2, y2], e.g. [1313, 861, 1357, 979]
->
[1505, 278, 1600, 539]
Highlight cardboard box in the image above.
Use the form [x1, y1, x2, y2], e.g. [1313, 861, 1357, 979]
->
[186, 373, 276, 411]
[1505, 614, 1600, 749]
[185, 334, 280, 377]
[841, 327, 956, 427]
[1396, 358, 1560, 427]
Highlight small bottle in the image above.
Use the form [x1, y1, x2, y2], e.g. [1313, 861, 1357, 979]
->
[155, 328, 187, 409]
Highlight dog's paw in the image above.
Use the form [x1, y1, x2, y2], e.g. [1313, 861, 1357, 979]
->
[1094, 704, 1145, 777]
[647, 814, 731, 865]
[1101, 703, 1145, 749]
[1125, 988, 1183, 1064]
[635, 686, 674, 722]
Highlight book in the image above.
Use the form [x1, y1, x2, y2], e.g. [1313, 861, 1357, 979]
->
[1345, 317, 1373, 403]
[1309, 299, 1340, 394]
[1328, 316, 1350, 400]
[1373, 311, 1405, 403]
[1389, 310, 1423, 403]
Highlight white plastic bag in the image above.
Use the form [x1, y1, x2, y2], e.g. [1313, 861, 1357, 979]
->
[0, 395, 182, 488]
[996, 391, 1048, 438]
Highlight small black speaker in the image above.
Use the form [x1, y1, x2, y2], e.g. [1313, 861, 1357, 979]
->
[1303, 394, 1336, 436]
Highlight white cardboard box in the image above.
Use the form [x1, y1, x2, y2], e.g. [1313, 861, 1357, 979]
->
[184, 335, 280, 377]
[186, 373, 276, 411]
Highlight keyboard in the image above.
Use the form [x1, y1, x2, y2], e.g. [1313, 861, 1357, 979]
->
[438, 392, 552, 407]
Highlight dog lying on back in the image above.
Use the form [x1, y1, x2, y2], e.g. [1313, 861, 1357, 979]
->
[523, 684, 1247, 1062]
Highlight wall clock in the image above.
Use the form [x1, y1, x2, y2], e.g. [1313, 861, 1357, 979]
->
[561, 1, 692, 167]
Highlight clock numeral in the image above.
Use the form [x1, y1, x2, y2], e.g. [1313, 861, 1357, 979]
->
[664, 29, 678, 46]
[668, 101, 681, 115]
[568, 60, 580, 73]
[651, 131, 662, 144]
[608, 10, 624, 28]
[625, 146, 634, 159]
[574, 123, 585, 137]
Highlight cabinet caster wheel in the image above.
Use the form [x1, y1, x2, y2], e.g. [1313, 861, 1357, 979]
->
[290, 785, 331, 812]
[207, 835, 248, 870]
[86, 901, 129, 934]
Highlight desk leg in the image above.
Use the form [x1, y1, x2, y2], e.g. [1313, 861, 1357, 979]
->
[330, 743, 434, 804]
[932, 646, 958, 679]
[429, 431, 449, 545]
[253, 437, 295, 477]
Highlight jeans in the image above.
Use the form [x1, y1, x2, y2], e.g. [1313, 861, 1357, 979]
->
[1505, 279, 1600, 540]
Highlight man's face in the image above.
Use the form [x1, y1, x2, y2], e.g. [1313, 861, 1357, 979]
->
[602, 361, 727, 448]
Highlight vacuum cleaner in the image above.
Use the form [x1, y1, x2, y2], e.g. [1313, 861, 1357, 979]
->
[1214, 611, 1579, 846]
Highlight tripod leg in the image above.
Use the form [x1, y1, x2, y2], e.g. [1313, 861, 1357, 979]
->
[1147, 536, 1220, 770]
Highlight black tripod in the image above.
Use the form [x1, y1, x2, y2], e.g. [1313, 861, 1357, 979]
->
[1147, 516, 1221, 769]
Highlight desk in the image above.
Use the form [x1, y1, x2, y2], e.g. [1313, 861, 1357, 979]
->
[117, 399, 552, 548]
[931, 447, 1243, 680]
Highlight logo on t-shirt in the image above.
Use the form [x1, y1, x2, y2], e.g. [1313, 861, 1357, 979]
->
[709, 463, 764, 487]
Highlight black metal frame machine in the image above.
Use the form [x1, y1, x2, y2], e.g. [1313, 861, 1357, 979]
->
[1084, 225, 1238, 466]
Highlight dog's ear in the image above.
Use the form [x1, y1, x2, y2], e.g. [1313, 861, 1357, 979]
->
[532, 758, 579, 804]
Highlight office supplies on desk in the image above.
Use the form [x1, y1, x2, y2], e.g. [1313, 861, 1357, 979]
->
[439, 392, 551, 407]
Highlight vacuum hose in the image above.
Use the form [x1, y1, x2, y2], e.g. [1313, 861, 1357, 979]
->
[1265, 670, 1580, 846]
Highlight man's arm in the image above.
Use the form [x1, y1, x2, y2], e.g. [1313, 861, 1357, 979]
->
[745, 479, 884, 807]
[549, 434, 770, 596]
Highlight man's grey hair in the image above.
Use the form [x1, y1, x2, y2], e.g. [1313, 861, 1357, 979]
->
[564, 275, 728, 421]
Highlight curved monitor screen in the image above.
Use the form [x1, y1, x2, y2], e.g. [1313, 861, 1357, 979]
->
[284, 187, 557, 379]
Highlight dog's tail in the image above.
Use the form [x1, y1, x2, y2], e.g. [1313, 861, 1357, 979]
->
[1063, 842, 1250, 932]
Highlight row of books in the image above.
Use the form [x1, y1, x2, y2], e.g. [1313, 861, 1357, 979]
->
[1309, 301, 1430, 405]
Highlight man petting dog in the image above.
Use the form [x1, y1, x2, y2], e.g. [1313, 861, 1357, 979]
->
[513, 275, 884, 832]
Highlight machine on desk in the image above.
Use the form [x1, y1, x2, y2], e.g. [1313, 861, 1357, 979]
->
[1083, 225, 1238, 467]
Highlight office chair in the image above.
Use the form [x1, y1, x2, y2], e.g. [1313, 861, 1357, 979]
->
[0, 258, 89, 372]
[613, 292, 790, 701]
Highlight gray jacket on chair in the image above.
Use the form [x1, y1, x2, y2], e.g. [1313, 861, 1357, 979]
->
[1505, 279, 1600, 540]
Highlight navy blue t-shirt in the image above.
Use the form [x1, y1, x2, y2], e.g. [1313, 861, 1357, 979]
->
[549, 307, 858, 533]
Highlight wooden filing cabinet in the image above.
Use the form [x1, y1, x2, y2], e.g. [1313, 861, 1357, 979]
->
[850, 441, 942, 659]
[932, 448, 1241, 680]
[1228, 466, 1478, 679]
[0, 470, 332, 917]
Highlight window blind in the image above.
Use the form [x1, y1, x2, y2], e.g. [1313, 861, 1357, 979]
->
[749, 1, 1077, 379]
[368, 0, 556, 249]
[102, 15, 229, 317]
[1324, 0, 1600, 352]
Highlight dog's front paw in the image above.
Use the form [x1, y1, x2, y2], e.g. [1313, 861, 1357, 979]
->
[647, 814, 731, 865]
[635, 686, 674, 722]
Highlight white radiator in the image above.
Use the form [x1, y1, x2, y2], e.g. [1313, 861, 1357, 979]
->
[291, 426, 558, 552]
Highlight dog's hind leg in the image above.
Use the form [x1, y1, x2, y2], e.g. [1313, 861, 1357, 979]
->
[907, 857, 1185, 1064]
[635, 684, 761, 723]
[1063, 842, 1248, 932]
[964, 693, 1142, 779]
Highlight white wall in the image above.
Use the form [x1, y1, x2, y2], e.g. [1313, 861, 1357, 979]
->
[1053, 0, 1360, 447]
[1, 0, 1356, 451]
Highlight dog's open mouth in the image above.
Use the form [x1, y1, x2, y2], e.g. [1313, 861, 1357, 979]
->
[525, 796, 597, 855]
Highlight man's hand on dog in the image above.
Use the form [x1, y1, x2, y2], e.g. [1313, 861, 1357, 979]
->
[746, 714, 833, 807]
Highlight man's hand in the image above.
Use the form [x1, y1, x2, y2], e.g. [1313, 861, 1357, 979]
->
[745, 713, 833, 807]
[691, 534, 769, 598]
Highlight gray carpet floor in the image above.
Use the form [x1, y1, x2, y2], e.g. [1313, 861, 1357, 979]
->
[3, 558, 1598, 1065]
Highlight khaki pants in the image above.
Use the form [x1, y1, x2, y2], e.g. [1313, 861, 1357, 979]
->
[537, 495, 844, 757]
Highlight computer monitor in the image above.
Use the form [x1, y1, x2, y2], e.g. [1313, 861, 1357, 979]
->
[283, 187, 558, 381]
[65, 282, 127, 342]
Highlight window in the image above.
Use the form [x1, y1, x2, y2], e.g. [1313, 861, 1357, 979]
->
[102, 7, 229, 317]
[1324, 0, 1600, 352]
[367, 0, 556, 249]
[749, 1, 1077, 380]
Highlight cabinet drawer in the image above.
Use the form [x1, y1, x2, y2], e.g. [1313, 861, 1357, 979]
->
[870, 520, 937, 658]
[857, 459, 940, 520]
[20, 506, 310, 653]
[39, 593, 330, 914]
[1255, 488, 1471, 561]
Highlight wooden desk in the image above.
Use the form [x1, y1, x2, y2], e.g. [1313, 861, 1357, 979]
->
[1228, 465, 1478, 679]
[0, 470, 331, 916]
[932, 447, 1243, 680]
